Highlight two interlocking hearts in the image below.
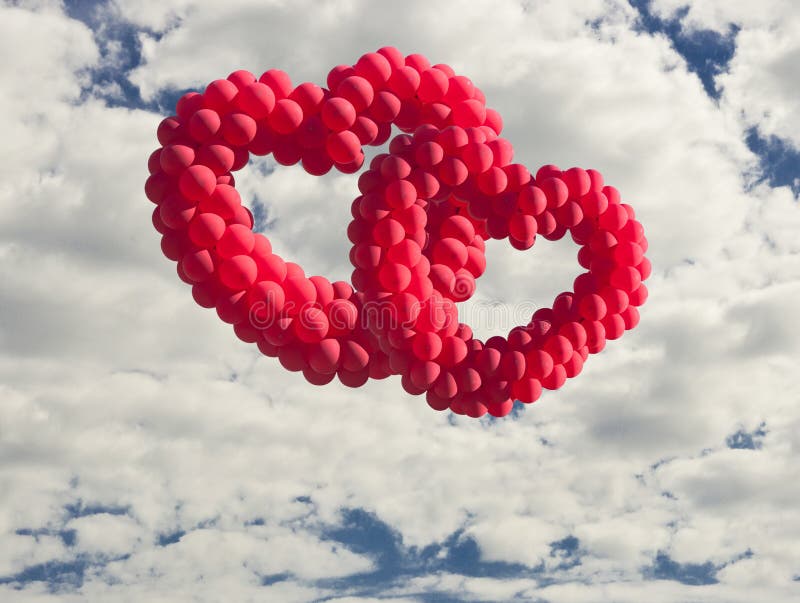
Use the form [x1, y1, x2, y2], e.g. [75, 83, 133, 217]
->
[145, 47, 650, 418]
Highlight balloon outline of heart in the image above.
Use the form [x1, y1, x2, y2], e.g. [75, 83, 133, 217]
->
[145, 47, 650, 418]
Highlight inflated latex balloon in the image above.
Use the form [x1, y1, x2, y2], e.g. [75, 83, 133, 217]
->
[146, 47, 650, 418]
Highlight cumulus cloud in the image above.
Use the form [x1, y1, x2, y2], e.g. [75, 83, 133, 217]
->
[719, 24, 800, 148]
[1, 0, 799, 601]
[650, 0, 800, 149]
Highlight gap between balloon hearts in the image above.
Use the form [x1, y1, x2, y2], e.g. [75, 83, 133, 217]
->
[145, 47, 651, 419]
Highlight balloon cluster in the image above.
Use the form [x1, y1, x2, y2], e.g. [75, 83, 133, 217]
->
[146, 47, 650, 418]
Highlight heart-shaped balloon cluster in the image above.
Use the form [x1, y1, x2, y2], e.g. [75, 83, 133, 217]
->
[146, 47, 650, 418]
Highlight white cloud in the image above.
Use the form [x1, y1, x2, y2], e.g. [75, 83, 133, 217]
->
[719, 24, 800, 148]
[0, 533, 66, 577]
[102, 526, 373, 583]
[650, 0, 796, 31]
[67, 513, 141, 557]
[1, 0, 799, 601]
[649, 0, 800, 149]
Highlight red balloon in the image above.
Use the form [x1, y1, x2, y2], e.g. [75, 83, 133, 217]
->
[484, 108, 503, 135]
[475, 347, 502, 376]
[326, 130, 362, 165]
[541, 364, 567, 390]
[181, 249, 215, 282]
[179, 165, 217, 201]
[204, 79, 238, 112]
[373, 218, 406, 248]
[539, 177, 569, 209]
[308, 338, 340, 374]
[284, 277, 318, 313]
[301, 148, 334, 176]
[384, 180, 417, 210]
[197, 144, 235, 176]
[558, 321, 587, 350]
[598, 203, 628, 231]
[621, 305, 640, 330]
[500, 350, 526, 381]
[405, 53, 431, 72]
[148, 50, 650, 417]
[599, 286, 628, 314]
[380, 154, 412, 179]
[216, 224, 255, 258]
[563, 351, 584, 378]
[217, 290, 250, 325]
[610, 266, 643, 293]
[355, 52, 392, 87]
[438, 336, 468, 367]
[509, 214, 537, 244]
[578, 293, 607, 321]
[387, 66, 420, 100]
[321, 97, 357, 132]
[234, 321, 260, 343]
[352, 116, 379, 145]
[249, 280, 285, 325]
[259, 69, 293, 99]
[249, 123, 277, 155]
[487, 399, 514, 417]
[269, 99, 304, 134]
[370, 90, 401, 123]
[518, 185, 547, 216]
[160, 144, 195, 175]
[452, 99, 486, 128]
[629, 284, 648, 306]
[295, 306, 329, 343]
[235, 82, 275, 119]
[262, 315, 295, 346]
[584, 320, 606, 354]
[326, 299, 358, 333]
[289, 82, 325, 114]
[511, 378, 542, 404]
[257, 338, 280, 357]
[418, 68, 449, 102]
[176, 94, 203, 122]
[159, 193, 196, 229]
[337, 76, 374, 112]
[487, 138, 513, 167]
[563, 167, 591, 198]
[581, 190, 609, 217]
[273, 135, 303, 166]
[412, 332, 442, 361]
[387, 239, 422, 267]
[432, 238, 468, 271]
[602, 313, 626, 340]
[304, 368, 336, 385]
[378, 262, 412, 293]
[439, 157, 468, 186]
[188, 212, 226, 247]
[445, 75, 474, 103]
[278, 345, 307, 372]
[461, 142, 493, 174]
[338, 367, 370, 388]
[188, 109, 221, 142]
[410, 360, 441, 389]
[525, 349, 554, 379]
[221, 113, 257, 146]
[544, 335, 573, 365]
[218, 255, 258, 291]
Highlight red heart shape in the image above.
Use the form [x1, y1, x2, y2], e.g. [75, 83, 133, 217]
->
[145, 47, 650, 418]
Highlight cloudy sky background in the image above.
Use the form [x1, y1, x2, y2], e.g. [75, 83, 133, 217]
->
[1, 0, 799, 601]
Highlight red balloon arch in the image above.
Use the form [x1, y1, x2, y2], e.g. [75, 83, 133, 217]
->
[145, 47, 650, 418]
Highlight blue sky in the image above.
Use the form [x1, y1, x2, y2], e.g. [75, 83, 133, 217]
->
[1, 1, 799, 601]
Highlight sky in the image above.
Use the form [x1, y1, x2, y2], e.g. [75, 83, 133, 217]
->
[0, 0, 799, 601]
